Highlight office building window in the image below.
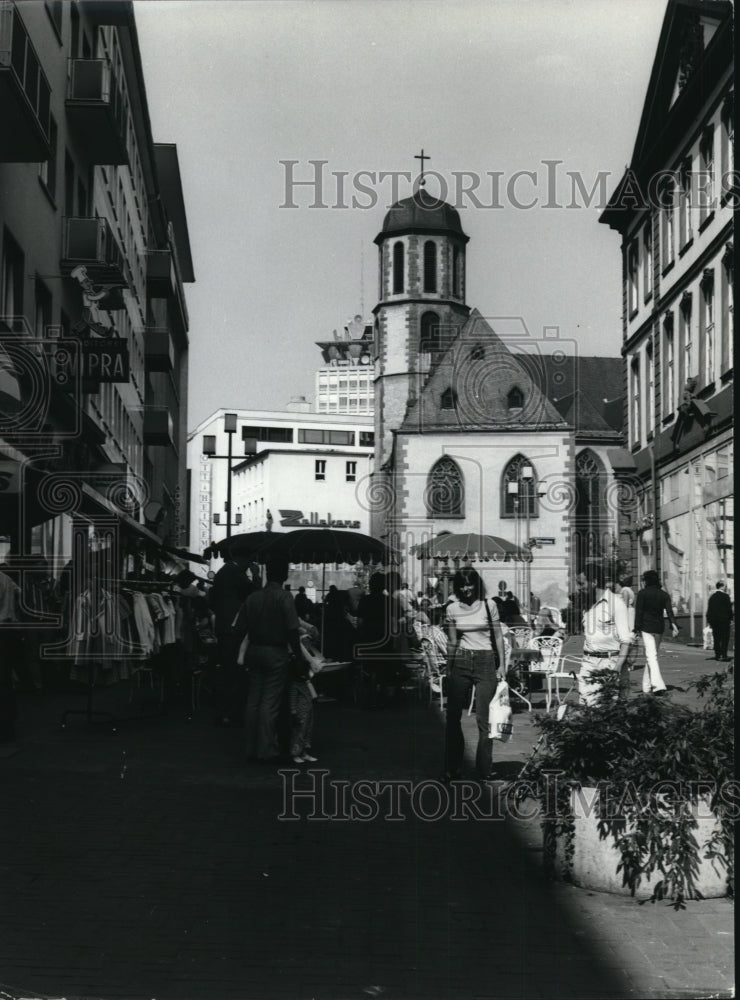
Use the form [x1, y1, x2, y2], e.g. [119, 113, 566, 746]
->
[359, 431, 375, 447]
[315, 460, 326, 481]
[299, 428, 354, 445]
[346, 461, 357, 482]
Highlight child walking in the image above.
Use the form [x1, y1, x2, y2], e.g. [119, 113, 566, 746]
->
[289, 637, 324, 764]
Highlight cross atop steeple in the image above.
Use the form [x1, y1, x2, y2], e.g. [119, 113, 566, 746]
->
[415, 148, 430, 186]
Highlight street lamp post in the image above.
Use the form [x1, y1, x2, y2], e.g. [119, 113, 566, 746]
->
[521, 465, 534, 613]
[507, 481, 520, 600]
[202, 412, 240, 540]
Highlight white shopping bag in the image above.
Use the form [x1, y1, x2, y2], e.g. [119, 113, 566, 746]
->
[489, 680, 513, 742]
[702, 626, 714, 651]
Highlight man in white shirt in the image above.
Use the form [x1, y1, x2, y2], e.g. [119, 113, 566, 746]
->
[580, 564, 633, 706]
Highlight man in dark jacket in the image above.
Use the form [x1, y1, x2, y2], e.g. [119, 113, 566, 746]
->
[706, 582, 733, 661]
[634, 570, 679, 695]
[208, 553, 256, 725]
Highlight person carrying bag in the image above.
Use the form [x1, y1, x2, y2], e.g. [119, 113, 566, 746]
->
[443, 568, 506, 783]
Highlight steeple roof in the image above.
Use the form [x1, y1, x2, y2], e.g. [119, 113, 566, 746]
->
[375, 189, 469, 244]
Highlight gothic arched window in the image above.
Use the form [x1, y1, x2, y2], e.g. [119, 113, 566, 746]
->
[502, 454, 538, 517]
[425, 457, 464, 518]
[452, 247, 463, 297]
[393, 241, 404, 294]
[423, 240, 437, 293]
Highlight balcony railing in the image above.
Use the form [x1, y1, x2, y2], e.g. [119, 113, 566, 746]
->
[0, 1, 51, 161]
[144, 327, 174, 373]
[78, 0, 130, 26]
[146, 246, 189, 338]
[61, 217, 131, 288]
[143, 407, 174, 447]
[65, 57, 129, 165]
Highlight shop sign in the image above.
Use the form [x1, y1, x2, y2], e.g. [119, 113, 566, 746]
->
[81, 340, 129, 383]
[279, 509, 360, 529]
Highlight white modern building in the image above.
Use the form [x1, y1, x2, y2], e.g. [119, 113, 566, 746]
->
[187, 408, 375, 562]
[314, 314, 375, 414]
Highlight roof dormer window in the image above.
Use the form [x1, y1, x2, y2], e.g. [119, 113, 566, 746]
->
[507, 386, 524, 412]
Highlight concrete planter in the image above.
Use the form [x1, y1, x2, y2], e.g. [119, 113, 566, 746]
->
[548, 788, 729, 899]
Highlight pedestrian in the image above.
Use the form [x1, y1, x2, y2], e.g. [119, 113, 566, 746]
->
[528, 590, 541, 626]
[579, 563, 633, 705]
[706, 582, 733, 661]
[634, 569, 680, 695]
[618, 575, 636, 630]
[243, 558, 308, 763]
[500, 590, 524, 625]
[294, 585, 314, 621]
[207, 552, 256, 727]
[288, 655, 320, 764]
[444, 568, 506, 783]
[353, 571, 396, 706]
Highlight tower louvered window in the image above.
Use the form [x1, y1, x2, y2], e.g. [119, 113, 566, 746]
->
[423, 240, 437, 293]
[393, 242, 404, 294]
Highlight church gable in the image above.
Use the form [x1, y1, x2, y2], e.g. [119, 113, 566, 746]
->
[401, 309, 568, 432]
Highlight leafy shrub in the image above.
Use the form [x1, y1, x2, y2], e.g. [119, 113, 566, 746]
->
[520, 666, 734, 908]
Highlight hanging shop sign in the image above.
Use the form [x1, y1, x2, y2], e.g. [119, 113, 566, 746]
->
[81, 339, 129, 383]
[279, 509, 361, 529]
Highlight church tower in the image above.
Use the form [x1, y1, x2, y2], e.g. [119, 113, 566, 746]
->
[371, 189, 470, 537]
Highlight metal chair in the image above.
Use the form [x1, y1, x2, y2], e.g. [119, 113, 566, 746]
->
[526, 635, 564, 707]
[544, 653, 582, 712]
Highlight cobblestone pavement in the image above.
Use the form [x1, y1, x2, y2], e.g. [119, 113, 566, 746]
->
[0, 641, 733, 1000]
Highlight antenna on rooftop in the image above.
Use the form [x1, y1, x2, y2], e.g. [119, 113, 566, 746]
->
[360, 239, 364, 319]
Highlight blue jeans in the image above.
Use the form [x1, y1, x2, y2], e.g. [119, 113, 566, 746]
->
[445, 650, 498, 778]
[244, 645, 290, 760]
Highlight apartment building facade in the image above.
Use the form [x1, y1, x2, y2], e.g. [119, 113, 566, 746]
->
[0, 0, 193, 579]
[601, 0, 733, 637]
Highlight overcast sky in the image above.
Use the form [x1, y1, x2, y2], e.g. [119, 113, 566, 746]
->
[133, 0, 668, 429]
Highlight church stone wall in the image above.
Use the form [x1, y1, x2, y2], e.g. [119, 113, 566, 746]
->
[391, 430, 573, 609]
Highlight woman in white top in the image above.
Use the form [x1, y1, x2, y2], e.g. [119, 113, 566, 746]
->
[580, 563, 633, 706]
[444, 568, 506, 782]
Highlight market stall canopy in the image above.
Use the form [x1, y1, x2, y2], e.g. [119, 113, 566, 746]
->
[412, 532, 532, 562]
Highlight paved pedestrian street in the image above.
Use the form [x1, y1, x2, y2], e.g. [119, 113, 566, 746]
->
[0, 643, 733, 1000]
